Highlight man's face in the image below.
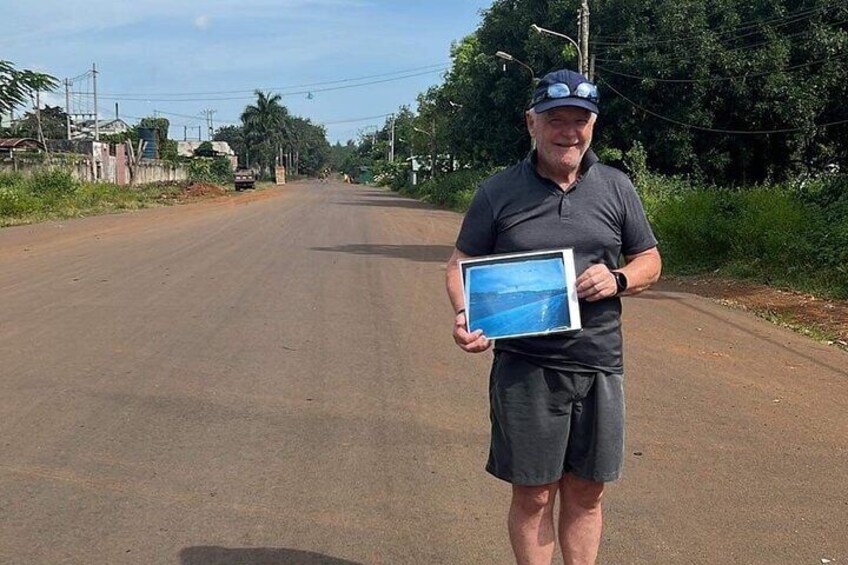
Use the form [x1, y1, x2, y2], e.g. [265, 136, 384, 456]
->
[527, 106, 595, 173]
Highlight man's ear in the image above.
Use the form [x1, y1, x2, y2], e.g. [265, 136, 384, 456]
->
[525, 110, 535, 136]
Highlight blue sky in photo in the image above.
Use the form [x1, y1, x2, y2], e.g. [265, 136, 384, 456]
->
[468, 258, 566, 294]
[2, 1, 492, 142]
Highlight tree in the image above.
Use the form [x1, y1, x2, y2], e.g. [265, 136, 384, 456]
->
[404, 0, 848, 183]
[285, 116, 330, 176]
[241, 90, 290, 178]
[13, 105, 68, 140]
[0, 60, 58, 115]
[213, 125, 246, 166]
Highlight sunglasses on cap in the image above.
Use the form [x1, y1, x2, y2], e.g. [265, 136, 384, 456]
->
[530, 81, 600, 108]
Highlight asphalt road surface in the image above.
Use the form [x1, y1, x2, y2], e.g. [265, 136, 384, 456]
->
[1, 181, 846, 564]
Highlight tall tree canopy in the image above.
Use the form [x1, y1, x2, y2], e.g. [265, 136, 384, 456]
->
[359, 0, 846, 185]
[241, 90, 290, 177]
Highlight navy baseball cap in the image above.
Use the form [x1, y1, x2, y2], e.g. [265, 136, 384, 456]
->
[529, 69, 600, 115]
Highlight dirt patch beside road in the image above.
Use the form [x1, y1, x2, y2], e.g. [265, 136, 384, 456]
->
[660, 276, 848, 349]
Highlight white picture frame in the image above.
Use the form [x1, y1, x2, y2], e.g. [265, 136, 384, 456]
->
[459, 248, 582, 340]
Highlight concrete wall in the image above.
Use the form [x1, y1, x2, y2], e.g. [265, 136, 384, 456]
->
[0, 145, 187, 186]
[133, 160, 188, 184]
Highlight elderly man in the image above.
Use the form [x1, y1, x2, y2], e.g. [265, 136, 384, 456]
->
[445, 69, 661, 565]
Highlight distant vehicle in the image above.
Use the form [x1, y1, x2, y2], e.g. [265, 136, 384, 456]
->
[234, 168, 256, 191]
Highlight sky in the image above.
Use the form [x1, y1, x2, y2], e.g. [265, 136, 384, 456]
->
[2, 0, 492, 143]
[468, 258, 566, 294]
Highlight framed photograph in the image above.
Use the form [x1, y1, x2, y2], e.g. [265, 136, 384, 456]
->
[459, 249, 582, 340]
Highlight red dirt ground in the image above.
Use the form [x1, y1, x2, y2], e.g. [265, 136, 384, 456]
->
[660, 276, 848, 349]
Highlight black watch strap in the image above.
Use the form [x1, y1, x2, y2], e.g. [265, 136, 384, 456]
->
[613, 271, 628, 294]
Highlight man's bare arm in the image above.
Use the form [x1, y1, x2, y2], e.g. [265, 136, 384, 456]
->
[576, 246, 662, 301]
[445, 247, 491, 353]
[616, 246, 662, 297]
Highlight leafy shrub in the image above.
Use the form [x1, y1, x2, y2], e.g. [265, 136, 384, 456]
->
[374, 160, 411, 191]
[410, 168, 495, 211]
[643, 172, 848, 297]
[188, 157, 233, 184]
[0, 187, 39, 216]
[25, 169, 78, 195]
[649, 188, 735, 271]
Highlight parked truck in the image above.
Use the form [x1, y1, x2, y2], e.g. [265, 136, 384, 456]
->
[234, 168, 257, 191]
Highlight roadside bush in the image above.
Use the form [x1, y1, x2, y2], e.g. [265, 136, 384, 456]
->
[409, 168, 495, 211]
[25, 169, 79, 195]
[188, 157, 233, 185]
[728, 187, 813, 280]
[0, 171, 26, 189]
[0, 187, 39, 216]
[374, 160, 411, 191]
[649, 187, 735, 272]
[644, 173, 848, 297]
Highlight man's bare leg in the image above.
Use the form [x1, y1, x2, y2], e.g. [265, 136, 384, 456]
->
[508, 483, 559, 565]
[558, 473, 605, 565]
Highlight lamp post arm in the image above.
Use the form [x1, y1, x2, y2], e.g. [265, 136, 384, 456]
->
[531, 24, 583, 71]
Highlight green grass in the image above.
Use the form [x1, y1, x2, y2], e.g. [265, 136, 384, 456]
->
[0, 170, 205, 227]
[640, 173, 848, 299]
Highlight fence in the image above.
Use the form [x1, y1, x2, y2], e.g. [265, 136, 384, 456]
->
[1, 141, 188, 185]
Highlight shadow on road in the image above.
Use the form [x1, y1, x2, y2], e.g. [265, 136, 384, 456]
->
[180, 546, 363, 565]
[312, 243, 453, 264]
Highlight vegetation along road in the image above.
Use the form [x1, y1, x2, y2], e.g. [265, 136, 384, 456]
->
[1, 181, 845, 564]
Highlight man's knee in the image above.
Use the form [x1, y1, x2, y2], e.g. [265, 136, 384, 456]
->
[511, 483, 558, 515]
[560, 474, 604, 511]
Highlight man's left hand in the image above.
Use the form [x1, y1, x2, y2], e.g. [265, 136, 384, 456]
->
[576, 264, 617, 302]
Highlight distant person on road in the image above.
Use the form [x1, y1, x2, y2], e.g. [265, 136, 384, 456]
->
[445, 69, 662, 565]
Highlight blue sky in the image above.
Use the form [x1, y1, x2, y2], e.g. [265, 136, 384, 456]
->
[468, 258, 566, 294]
[2, 0, 492, 143]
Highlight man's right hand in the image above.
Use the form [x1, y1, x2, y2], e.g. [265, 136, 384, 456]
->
[452, 311, 491, 353]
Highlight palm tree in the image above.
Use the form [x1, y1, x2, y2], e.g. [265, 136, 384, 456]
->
[240, 90, 290, 178]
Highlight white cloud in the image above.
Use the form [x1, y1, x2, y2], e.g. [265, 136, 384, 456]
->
[194, 15, 211, 30]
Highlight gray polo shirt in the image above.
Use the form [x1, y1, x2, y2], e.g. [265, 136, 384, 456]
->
[455, 150, 657, 373]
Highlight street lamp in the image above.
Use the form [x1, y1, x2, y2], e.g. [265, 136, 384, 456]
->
[495, 51, 536, 82]
[531, 24, 583, 73]
[413, 125, 437, 179]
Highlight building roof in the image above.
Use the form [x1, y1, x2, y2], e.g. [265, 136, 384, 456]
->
[77, 118, 130, 130]
[0, 138, 44, 150]
[177, 140, 235, 157]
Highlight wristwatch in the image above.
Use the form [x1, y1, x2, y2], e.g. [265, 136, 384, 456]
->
[613, 271, 628, 295]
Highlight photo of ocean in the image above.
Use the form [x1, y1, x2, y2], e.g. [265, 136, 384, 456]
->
[465, 256, 571, 339]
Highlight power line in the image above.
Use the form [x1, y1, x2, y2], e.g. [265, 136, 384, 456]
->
[595, 16, 848, 69]
[599, 77, 848, 134]
[320, 113, 395, 126]
[98, 67, 447, 103]
[99, 63, 448, 98]
[594, 50, 847, 83]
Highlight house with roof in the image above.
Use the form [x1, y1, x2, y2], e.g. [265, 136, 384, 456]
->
[71, 118, 131, 140]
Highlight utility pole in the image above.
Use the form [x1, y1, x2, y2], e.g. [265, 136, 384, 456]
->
[202, 109, 216, 140]
[430, 118, 437, 179]
[34, 89, 45, 148]
[64, 78, 72, 140]
[580, 0, 590, 76]
[390, 114, 396, 163]
[92, 63, 99, 141]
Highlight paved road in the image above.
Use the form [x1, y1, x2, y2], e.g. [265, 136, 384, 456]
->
[1, 181, 845, 564]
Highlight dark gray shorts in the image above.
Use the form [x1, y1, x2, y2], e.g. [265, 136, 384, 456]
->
[486, 351, 625, 486]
